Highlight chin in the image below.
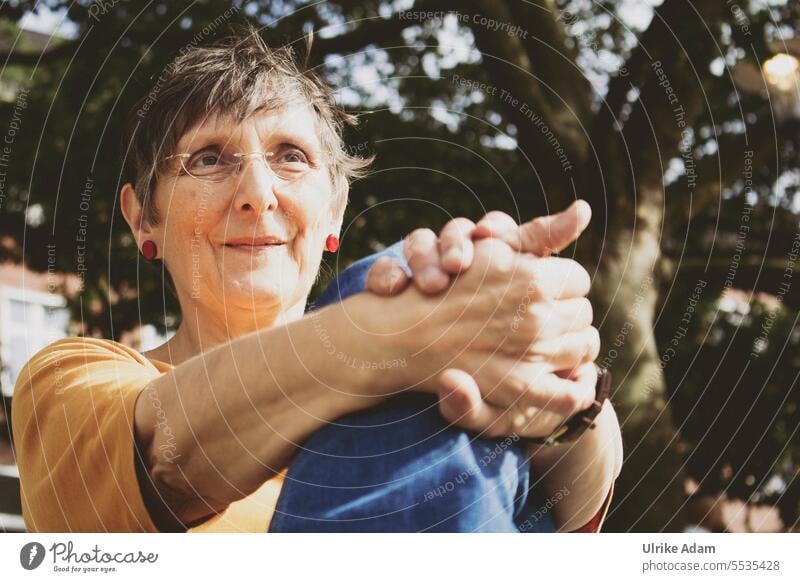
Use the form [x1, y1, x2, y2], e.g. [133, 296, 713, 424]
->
[222, 267, 302, 310]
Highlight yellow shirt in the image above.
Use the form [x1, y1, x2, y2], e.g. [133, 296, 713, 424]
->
[12, 337, 283, 532]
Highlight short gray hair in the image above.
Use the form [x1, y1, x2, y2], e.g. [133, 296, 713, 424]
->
[123, 29, 373, 225]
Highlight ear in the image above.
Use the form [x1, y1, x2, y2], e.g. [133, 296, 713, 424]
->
[327, 181, 347, 236]
[120, 183, 157, 251]
[328, 209, 344, 240]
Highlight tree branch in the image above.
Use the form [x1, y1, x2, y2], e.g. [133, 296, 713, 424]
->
[504, 0, 592, 140]
[467, 0, 590, 165]
[600, 0, 696, 136]
[618, 2, 726, 194]
[597, 0, 727, 161]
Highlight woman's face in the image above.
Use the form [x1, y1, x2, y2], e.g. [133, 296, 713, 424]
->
[146, 104, 340, 319]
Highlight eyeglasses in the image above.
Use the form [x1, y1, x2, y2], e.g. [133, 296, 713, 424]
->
[163, 149, 317, 183]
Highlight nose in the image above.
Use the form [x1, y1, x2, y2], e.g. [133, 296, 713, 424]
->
[230, 154, 279, 215]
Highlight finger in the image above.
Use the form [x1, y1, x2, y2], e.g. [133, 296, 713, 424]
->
[404, 228, 450, 294]
[524, 256, 591, 300]
[529, 327, 601, 373]
[365, 256, 411, 296]
[513, 362, 597, 416]
[510, 404, 568, 439]
[473, 211, 522, 249]
[438, 217, 476, 274]
[526, 297, 594, 341]
[437, 369, 509, 437]
[478, 362, 592, 417]
[519, 199, 592, 256]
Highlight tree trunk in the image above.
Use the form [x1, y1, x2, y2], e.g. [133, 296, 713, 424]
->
[588, 193, 687, 531]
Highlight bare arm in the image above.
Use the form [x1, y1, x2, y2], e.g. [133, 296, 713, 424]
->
[133, 293, 407, 530]
[528, 401, 623, 531]
[134, 238, 598, 531]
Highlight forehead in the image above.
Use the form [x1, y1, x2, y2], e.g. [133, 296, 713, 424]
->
[175, 102, 323, 151]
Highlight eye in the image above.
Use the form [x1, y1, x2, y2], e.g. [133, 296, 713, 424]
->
[275, 146, 310, 166]
[188, 150, 223, 169]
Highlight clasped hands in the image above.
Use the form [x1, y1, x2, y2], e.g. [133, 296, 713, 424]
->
[365, 201, 600, 441]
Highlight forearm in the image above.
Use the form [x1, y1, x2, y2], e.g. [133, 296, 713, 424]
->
[134, 293, 406, 528]
[527, 402, 623, 532]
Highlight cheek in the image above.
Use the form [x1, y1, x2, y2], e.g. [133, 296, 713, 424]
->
[160, 189, 223, 276]
[282, 191, 334, 261]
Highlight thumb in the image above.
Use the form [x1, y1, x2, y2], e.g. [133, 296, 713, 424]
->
[519, 199, 592, 256]
[437, 369, 506, 436]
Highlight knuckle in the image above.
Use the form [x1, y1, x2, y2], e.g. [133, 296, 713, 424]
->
[587, 327, 601, 360]
[473, 237, 513, 267]
[581, 298, 594, 325]
[404, 228, 436, 260]
[525, 302, 551, 337]
[574, 263, 591, 294]
[448, 217, 476, 235]
[579, 366, 598, 405]
[557, 390, 580, 416]
[415, 228, 437, 244]
[527, 216, 551, 244]
[365, 263, 388, 289]
[518, 261, 543, 298]
[482, 210, 514, 224]
[371, 255, 394, 271]
[520, 222, 542, 251]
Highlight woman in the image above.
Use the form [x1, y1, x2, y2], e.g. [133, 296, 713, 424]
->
[12, 31, 621, 532]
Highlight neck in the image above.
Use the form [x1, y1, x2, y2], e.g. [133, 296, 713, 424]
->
[145, 296, 307, 365]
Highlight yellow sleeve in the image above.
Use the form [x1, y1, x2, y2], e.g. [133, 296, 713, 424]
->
[11, 337, 165, 532]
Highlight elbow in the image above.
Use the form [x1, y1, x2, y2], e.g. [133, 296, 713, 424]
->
[135, 437, 225, 530]
[134, 387, 203, 528]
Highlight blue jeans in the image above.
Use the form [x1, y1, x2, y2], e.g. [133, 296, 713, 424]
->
[268, 244, 556, 532]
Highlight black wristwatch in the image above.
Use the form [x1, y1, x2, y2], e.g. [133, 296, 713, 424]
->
[524, 366, 612, 446]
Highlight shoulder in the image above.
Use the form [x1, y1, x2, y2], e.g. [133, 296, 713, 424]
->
[11, 336, 164, 533]
[18, 337, 160, 380]
[11, 337, 164, 429]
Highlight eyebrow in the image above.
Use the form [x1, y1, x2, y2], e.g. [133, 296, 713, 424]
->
[261, 130, 322, 153]
[176, 127, 323, 155]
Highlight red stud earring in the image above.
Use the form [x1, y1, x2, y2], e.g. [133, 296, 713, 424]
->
[141, 240, 158, 260]
[325, 234, 339, 253]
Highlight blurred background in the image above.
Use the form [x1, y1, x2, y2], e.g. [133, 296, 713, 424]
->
[0, 0, 798, 533]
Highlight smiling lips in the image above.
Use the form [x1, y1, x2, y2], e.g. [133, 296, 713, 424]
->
[223, 236, 287, 250]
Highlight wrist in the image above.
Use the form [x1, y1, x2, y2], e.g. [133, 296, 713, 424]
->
[328, 292, 425, 400]
[528, 401, 621, 471]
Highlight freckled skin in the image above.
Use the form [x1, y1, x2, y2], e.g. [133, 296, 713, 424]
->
[150, 104, 341, 321]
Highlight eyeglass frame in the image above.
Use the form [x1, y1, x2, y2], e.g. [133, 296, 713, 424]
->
[162, 149, 327, 184]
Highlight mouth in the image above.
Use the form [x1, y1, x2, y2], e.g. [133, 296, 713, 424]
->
[223, 236, 287, 251]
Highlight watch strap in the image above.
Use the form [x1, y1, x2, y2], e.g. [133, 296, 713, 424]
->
[523, 367, 612, 446]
